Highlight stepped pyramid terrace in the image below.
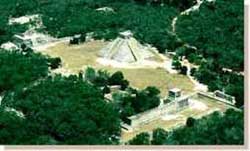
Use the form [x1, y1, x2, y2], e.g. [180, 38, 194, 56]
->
[99, 31, 158, 63]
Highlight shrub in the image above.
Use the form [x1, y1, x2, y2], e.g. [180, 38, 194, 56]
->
[109, 71, 124, 85]
[190, 68, 196, 76]
[151, 128, 168, 145]
[128, 132, 150, 145]
[103, 85, 111, 94]
[48, 57, 62, 69]
[180, 66, 188, 75]
[186, 117, 196, 127]
[172, 60, 182, 70]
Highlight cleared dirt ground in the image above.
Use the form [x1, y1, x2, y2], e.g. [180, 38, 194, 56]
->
[41, 40, 194, 96]
[40, 40, 236, 143]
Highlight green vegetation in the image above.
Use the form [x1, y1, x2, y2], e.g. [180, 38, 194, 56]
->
[128, 132, 150, 145]
[186, 117, 196, 127]
[41, 1, 179, 52]
[1, 75, 121, 145]
[47, 57, 62, 69]
[0, 49, 49, 93]
[113, 86, 160, 121]
[84, 67, 129, 90]
[108, 71, 129, 90]
[176, 0, 243, 70]
[0, 0, 33, 45]
[194, 61, 244, 107]
[0, 107, 27, 145]
[0, 0, 181, 52]
[175, 0, 244, 107]
[151, 128, 169, 145]
[0, 50, 121, 145]
[165, 109, 244, 145]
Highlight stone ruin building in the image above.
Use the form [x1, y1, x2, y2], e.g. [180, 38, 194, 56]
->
[99, 30, 157, 63]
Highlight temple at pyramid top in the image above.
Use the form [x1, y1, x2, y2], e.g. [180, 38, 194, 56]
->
[99, 30, 156, 63]
[119, 30, 133, 38]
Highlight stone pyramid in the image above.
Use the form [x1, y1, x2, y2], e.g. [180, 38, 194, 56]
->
[99, 31, 156, 63]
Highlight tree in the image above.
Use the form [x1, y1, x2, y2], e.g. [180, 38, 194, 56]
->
[128, 132, 150, 145]
[190, 67, 196, 76]
[108, 71, 124, 85]
[151, 128, 168, 145]
[102, 85, 111, 94]
[131, 86, 160, 113]
[0, 107, 27, 144]
[172, 59, 182, 70]
[186, 117, 196, 127]
[69, 37, 80, 45]
[84, 67, 96, 83]
[93, 70, 110, 87]
[120, 79, 129, 90]
[145, 86, 160, 97]
[180, 66, 188, 75]
[108, 71, 129, 90]
[113, 86, 160, 120]
[48, 57, 62, 69]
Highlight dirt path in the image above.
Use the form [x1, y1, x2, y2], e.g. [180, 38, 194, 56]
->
[172, 0, 203, 33]
[182, 59, 208, 92]
[170, 0, 209, 92]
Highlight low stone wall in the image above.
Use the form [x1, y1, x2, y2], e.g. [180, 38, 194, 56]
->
[197, 92, 236, 106]
[128, 101, 176, 128]
[124, 91, 238, 130]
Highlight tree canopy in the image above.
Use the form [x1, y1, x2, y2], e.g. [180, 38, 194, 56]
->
[128, 132, 150, 145]
[1, 75, 121, 145]
[113, 86, 160, 120]
[0, 50, 49, 93]
[176, 0, 243, 70]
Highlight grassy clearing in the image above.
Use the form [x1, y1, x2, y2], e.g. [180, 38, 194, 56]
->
[41, 40, 107, 71]
[42, 40, 194, 96]
[102, 67, 194, 96]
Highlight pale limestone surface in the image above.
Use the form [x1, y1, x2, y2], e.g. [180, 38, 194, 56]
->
[99, 32, 156, 63]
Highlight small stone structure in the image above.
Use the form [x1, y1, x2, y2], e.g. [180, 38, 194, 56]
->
[8, 14, 41, 25]
[0, 42, 18, 51]
[214, 90, 236, 105]
[121, 88, 238, 133]
[13, 30, 56, 49]
[85, 32, 94, 42]
[69, 34, 82, 44]
[110, 85, 121, 93]
[167, 88, 181, 101]
[123, 88, 190, 129]
[96, 7, 114, 12]
[198, 90, 236, 105]
[13, 34, 33, 48]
